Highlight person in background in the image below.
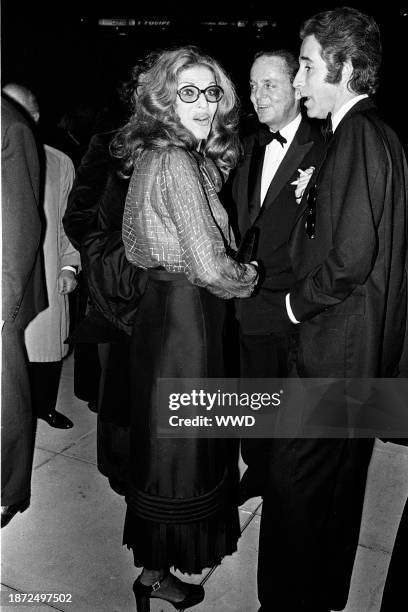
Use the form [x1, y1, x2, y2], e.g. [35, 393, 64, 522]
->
[63, 56, 155, 494]
[63, 129, 135, 491]
[48, 102, 101, 414]
[50, 102, 97, 169]
[3, 83, 80, 429]
[63, 56, 156, 495]
[1, 94, 47, 527]
[113, 46, 257, 610]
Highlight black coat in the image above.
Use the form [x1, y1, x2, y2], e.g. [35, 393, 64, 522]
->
[289, 99, 408, 377]
[63, 131, 146, 339]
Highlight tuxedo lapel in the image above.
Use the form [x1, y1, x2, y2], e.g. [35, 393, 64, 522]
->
[254, 120, 315, 225]
[260, 140, 313, 217]
[248, 139, 265, 224]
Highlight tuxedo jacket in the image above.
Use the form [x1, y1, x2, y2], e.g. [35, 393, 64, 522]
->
[289, 98, 408, 377]
[232, 117, 325, 335]
[1, 97, 47, 329]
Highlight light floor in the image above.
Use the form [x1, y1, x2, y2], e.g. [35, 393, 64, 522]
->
[1, 356, 408, 611]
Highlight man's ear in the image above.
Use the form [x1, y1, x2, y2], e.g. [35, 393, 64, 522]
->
[342, 59, 354, 90]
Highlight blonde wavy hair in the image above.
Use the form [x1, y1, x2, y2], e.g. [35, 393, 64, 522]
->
[111, 46, 241, 178]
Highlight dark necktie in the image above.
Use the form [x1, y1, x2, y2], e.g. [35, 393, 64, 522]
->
[258, 125, 287, 147]
[322, 112, 333, 142]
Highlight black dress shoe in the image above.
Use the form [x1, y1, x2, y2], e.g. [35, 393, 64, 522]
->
[1, 498, 29, 528]
[39, 410, 74, 429]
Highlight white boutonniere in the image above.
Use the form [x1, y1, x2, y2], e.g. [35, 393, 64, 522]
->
[291, 166, 315, 204]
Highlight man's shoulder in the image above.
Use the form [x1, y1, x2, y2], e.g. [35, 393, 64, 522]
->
[2, 96, 33, 141]
[45, 144, 75, 178]
[352, 101, 398, 139]
[337, 98, 384, 134]
[241, 130, 257, 149]
[45, 144, 73, 164]
[2, 96, 28, 126]
[337, 99, 400, 149]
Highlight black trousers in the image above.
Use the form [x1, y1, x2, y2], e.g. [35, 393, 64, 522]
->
[1, 323, 35, 506]
[239, 331, 297, 479]
[239, 330, 373, 612]
[28, 361, 63, 416]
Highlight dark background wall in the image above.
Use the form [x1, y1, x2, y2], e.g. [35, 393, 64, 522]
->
[2, 1, 408, 145]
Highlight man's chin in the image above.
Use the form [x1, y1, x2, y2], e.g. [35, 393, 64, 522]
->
[304, 107, 318, 119]
[257, 112, 273, 125]
[304, 103, 325, 120]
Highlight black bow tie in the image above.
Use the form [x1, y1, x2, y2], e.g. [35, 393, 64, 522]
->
[258, 126, 287, 147]
[322, 112, 333, 141]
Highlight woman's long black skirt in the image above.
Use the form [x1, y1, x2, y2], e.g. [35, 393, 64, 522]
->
[123, 270, 240, 573]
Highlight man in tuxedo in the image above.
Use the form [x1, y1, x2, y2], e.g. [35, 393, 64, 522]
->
[1, 96, 47, 527]
[233, 50, 324, 380]
[257, 7, 408, 612]
[232, 50, 327, 611]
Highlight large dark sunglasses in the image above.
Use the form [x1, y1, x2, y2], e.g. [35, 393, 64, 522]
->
[305, 182, 317, 239]
[177, 85, 224, 103]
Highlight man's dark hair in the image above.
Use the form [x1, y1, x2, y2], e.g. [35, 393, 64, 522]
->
[253, 49, 299, 83]
[300, 6, 381, 95]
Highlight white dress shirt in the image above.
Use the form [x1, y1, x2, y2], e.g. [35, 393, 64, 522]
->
[260, 113, 302, 205]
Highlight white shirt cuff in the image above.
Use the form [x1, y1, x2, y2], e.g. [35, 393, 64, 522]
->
[286, 293, 300, 324]
[61, 265, 77, 274]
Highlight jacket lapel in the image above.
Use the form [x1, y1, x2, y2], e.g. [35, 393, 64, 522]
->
[247, 139, 265, 224]
[254, 119, 314, 224]
[261, 140, 313, 216]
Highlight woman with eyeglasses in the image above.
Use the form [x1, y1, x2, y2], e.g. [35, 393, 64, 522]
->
[111, 47, 258, 611]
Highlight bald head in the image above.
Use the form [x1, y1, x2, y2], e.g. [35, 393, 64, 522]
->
[2, 83, 40, 122]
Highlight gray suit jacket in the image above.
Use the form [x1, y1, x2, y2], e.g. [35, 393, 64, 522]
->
[1, 96, 47, 329]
